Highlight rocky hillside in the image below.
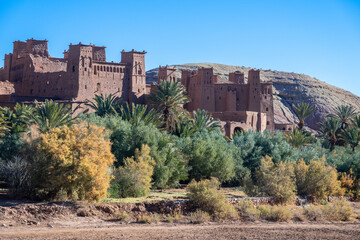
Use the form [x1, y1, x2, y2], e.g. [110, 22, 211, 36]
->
[147, 63, 360, 130]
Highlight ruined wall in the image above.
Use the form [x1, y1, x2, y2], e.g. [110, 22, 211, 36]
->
[0, 81, 15, 95]
[92, 46, 106, 62]
[158, 66, 177, 82]
[26, 39, 49, 57]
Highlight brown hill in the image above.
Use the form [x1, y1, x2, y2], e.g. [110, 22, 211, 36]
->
[146, 63, 360, 130]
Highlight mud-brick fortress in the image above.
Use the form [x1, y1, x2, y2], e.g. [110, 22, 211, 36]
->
[158, 66, 276, 134]
[0, 39, 146, 107]
[0, 39, 291, 136]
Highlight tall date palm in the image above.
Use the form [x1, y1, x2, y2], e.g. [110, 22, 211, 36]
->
[292, 103, 316, 130]
[148, 80, 190, 133]
[32, 100, 76, 133]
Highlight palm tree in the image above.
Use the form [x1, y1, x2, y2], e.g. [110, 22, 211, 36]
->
[292, 103, 316, 130]
[330, 105, 357, 130]
[174, 116, 195, 138]
[119, 103, 161, 127]
[0, 115, 9, 138]
[32, 100, 76, 133]
[192, 109, 221, 133]
[285, 129, 312, 148]
[0, 103, 34, 135]
[340, 128, 360, 152]
[319, 117, 341, 151]
[351, 115, 360, 130]
[85, 93, 122, 117]
[148, 80, 190, 133]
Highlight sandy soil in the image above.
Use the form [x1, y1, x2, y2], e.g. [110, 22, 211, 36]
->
[1, 222, 360, 240]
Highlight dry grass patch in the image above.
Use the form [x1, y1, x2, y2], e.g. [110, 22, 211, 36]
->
[189, 210, 211, 224]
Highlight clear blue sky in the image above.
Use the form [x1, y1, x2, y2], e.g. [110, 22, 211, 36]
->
[0, 0, 359, 95]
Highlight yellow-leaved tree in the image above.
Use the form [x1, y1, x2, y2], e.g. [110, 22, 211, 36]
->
[294, 157, 343, 202]
[31, 123, 115, 202]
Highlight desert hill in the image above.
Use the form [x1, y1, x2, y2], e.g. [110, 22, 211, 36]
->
[146, 63, 360, 130]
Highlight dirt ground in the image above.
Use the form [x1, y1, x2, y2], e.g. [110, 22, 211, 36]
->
[1, 222, 360, 240]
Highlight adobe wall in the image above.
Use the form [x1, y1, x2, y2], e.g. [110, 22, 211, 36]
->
[214, 84, 249, 112]
[92, 62, 128, 100]
[0, 39, 147, 109]
[158, 66, 177, 82]
[212, 111, 262, 130]
[0, 81, 15, 95]
[275, 123, 296, 134]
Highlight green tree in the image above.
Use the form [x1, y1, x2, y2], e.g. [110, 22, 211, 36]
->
[32, 100, 75, 133]
[110, 144, 155, 198]
[231, 130, 295, 175]
[340, 128, 360, 151]
[0, 103, 34, 135]
[148, 80, 190, 133]
[285, 129, 313, 148]
[330, 105, 357, 130]
[319, 117, 341, 151]
[85, 93, 122, 117]
[0, 114, 9, 139]
[351, 115, 360, 130]
[292, 103, 316, 130]
[192, 109, 221, 133]
[181, 132, 235, 182]
[119, 102, 161, 127]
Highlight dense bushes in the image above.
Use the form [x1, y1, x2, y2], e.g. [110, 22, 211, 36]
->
[187, 178, 238, 220]
[110, 144, 155, 198]
[294, 158, 343, 201]
[1, 97, 360, 204]
[180, 132, 235, 182]
[255, 156, 296, 204]
[29, 123, 115, 201]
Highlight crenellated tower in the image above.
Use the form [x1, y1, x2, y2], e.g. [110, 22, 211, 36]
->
[121, 49, 147, 104]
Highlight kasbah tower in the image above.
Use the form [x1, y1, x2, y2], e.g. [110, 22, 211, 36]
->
[0, 39, 293, 137]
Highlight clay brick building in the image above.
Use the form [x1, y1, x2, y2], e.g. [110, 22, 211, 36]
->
[0, 39, 147, 108]
[158, 66, 275, 135]
[0, 38, 283, 136]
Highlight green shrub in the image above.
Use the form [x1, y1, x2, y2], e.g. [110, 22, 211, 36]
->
[180, 132, 235, 182]
[109, 144, 155, 198]
[187, 178, 238, 220]
[255, 156, 296, 204]
[232, 130, 295, 175]
[189, 210, 211, 224]
[90, 116, 187, 189]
